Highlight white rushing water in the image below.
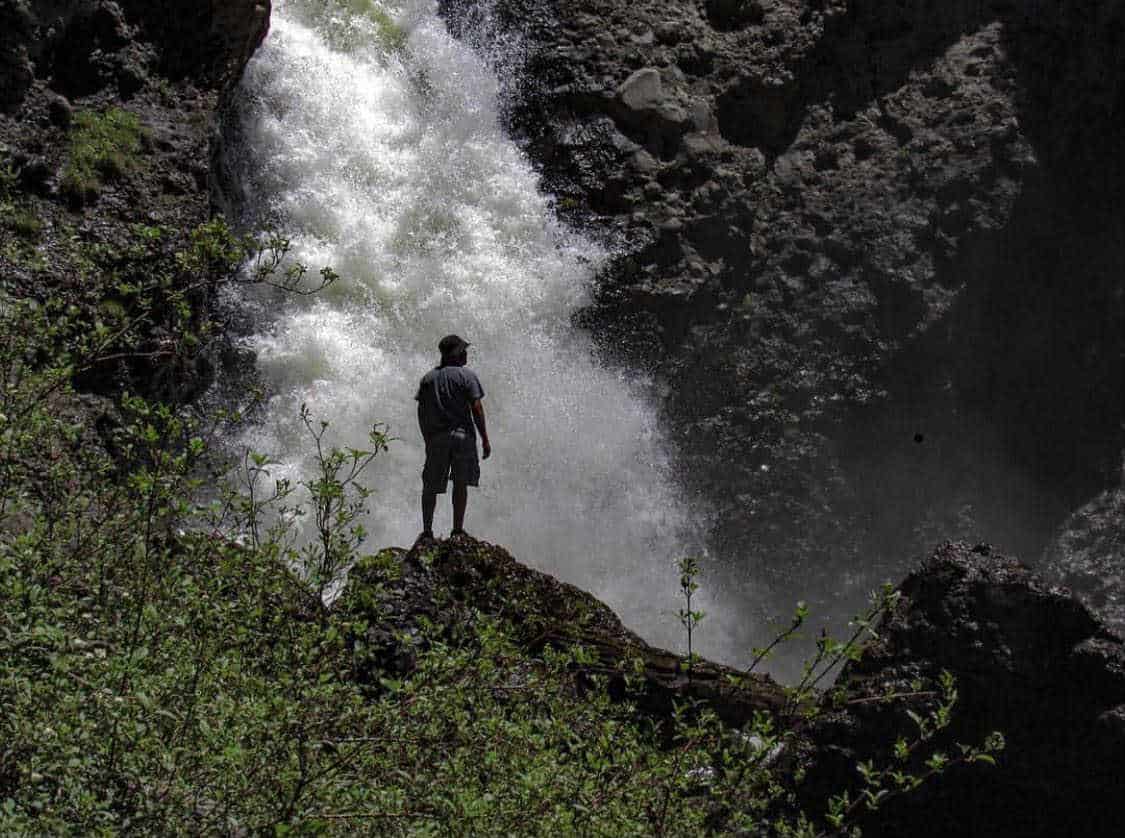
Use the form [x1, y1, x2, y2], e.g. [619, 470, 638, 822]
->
[222, 0, 747, 655]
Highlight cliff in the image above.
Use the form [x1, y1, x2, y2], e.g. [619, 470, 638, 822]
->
[440, 0, 1125, 622]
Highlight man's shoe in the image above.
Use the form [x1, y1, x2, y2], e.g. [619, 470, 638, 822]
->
[414, 530, 436, 547]
[449, 528, 471, 539]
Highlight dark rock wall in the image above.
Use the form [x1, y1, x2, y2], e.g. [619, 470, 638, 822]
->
[442, 0, 1125, 623]
[807, 543, 1125, 837]
[4, 1, 268, 108]
[116, 0, 271, 86]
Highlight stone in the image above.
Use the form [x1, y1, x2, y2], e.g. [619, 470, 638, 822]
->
[705, 0, 766, 32]
[613, 67, 689, 157]
[0, 0, 35, 112]
[630, 148, 659, 174]
[618, 67, 663, 112]
[689, 98, 718, 133]
[17, 157, 52, 195]
[46, 92, 72, 128]
[104, 0, 271, 89]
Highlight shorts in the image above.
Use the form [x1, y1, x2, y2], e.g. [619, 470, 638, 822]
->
[422, 428, 480, 494]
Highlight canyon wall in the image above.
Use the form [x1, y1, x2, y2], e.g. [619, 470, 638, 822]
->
[442, 0, 1125, 622]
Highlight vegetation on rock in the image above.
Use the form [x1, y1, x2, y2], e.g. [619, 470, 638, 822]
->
[61, 109, 145, 206]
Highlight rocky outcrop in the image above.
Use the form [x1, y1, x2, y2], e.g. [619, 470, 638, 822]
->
[116, 0, 271, 88]
[441, 0, 1125, 618]
[805, 542, 1125, 837]
[338, 536, 787, 726]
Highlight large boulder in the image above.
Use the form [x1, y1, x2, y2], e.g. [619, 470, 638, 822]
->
[802, 542, 1125, 836]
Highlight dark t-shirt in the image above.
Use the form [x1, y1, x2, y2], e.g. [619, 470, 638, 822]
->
[415, 365, 484, 438]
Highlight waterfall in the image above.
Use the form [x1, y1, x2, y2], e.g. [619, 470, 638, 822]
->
[222, 0, 738, 656]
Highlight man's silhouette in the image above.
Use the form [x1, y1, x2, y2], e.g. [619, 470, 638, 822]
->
[415, 334, 491, 541]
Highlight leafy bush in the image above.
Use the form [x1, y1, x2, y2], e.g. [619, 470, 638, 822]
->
[61, 108, 145, 205]
[64, 217, 336, 402]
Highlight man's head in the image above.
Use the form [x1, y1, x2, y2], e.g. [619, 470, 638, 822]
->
[438, 334, 470, 367]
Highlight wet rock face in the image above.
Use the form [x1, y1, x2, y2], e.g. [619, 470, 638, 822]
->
[442, 0, 1125, 615]
[1043, 485, 1125, 636]
[807, 543, 1125, 837]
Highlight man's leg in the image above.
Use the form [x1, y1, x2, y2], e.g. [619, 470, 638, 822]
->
[422, 490, 437, 536]
[451, 482, 468, 533]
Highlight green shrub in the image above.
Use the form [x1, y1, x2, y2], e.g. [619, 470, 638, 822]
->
[6, 207, 43, 239]
[60, 108, 144, 205]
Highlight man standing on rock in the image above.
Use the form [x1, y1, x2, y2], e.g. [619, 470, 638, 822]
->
[415, 334, 491, 542]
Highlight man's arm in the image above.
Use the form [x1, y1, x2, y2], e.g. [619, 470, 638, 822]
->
[417, 401, 426, 439]
[471, 399, 490, 459]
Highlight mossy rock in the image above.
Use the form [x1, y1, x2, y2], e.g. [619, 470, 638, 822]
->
[60, 108, 145, 206]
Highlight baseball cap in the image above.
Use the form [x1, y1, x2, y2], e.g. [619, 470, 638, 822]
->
[438, 334, 470, 357]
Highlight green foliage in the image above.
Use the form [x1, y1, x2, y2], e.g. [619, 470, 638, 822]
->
[6, 207, 43, 239]
[0, 318, 735, 832]
[297, 404, 390, 599]
[61, 108, 145, 204]
[149, 76, 178, 108]
[0, 161, 17, 198]
[823, 671, 1005, 832]
[677, 555, 705, 681]
[63, 217, 337, 402]
[0, 161, 43, 241]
